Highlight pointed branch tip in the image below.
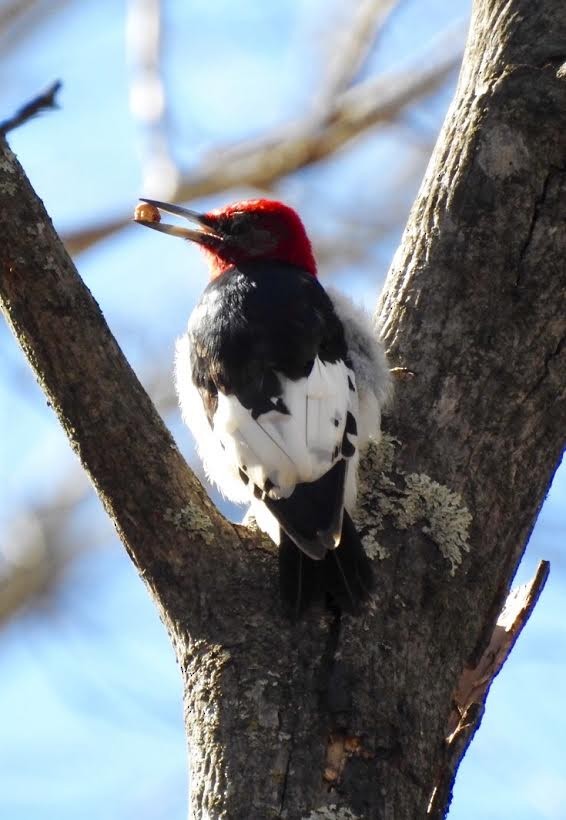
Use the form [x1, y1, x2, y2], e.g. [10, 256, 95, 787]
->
[0, 80, 62, 136]
[427, 559, 550, 818]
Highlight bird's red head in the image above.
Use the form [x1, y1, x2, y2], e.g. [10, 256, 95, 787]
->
[202, 199, 316, 278]
[135, 197, 317, 278]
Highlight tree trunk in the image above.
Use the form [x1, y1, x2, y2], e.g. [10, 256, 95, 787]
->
[1, 0, 565, 817]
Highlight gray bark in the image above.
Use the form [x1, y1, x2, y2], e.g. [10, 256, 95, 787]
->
[1, 0, 565, 818]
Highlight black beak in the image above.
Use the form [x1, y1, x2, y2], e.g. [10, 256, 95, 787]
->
[135, 198, 222, 244]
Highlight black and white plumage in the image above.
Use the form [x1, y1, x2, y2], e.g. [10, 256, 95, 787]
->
[136, 197, 391, 615]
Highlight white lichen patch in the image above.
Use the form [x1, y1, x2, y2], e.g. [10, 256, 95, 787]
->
[241, 509, 259, 531]
[164, 502, 215, 543]
[303, 807, 360, 820]
[361, 531, 389, 561]
[369, 431, 399, 474]
[403, 473, 472, 574]
[42, 254, 63, 276]
[355, 437, 400, 558]
[26, 222, 45, 239]
[0, 179, 17, 196]
[355, 437, 472, 573]
[354, 435, 401, 555]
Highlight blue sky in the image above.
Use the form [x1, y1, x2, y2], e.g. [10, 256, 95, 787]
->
[0, 2, 564, 818]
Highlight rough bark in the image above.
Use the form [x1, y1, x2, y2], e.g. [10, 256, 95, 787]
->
[1, 1, 565, 818]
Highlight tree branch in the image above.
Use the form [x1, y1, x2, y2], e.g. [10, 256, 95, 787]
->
[0, 79, 61, 135]
[0, 135, 248, 629]
[428, 560, 550, 817]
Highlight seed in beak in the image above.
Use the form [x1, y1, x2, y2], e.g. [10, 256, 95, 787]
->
[134, 202, 161, 223]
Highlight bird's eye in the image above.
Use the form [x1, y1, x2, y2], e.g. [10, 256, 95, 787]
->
[228, 212, 249, 235]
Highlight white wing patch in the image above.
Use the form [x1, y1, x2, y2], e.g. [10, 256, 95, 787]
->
[175, 330, 359, 508]
[211, 357, 358, 501]
[306, 358, 347, 466]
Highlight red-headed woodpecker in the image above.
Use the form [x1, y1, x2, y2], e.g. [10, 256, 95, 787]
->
[136, 198, 391, 615]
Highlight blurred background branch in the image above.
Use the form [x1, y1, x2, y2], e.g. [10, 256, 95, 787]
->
[313, 0, 400, 110]
[126, 0, 179, 198]
[63, 21, 464, 256]
[0, 0, 73, 53]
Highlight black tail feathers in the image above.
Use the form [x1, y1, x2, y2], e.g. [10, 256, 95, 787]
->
[278, 510, 374, 617]
[278, 537, 318, 619]
[321, 511, 375, 613]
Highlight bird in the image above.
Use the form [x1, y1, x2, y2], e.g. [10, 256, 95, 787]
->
[135, 197, 391, 616]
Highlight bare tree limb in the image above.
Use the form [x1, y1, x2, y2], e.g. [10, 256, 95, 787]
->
[0, 80, 61, 135]
[449, 560, 550, 742]
[428, 560, 551, 817]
